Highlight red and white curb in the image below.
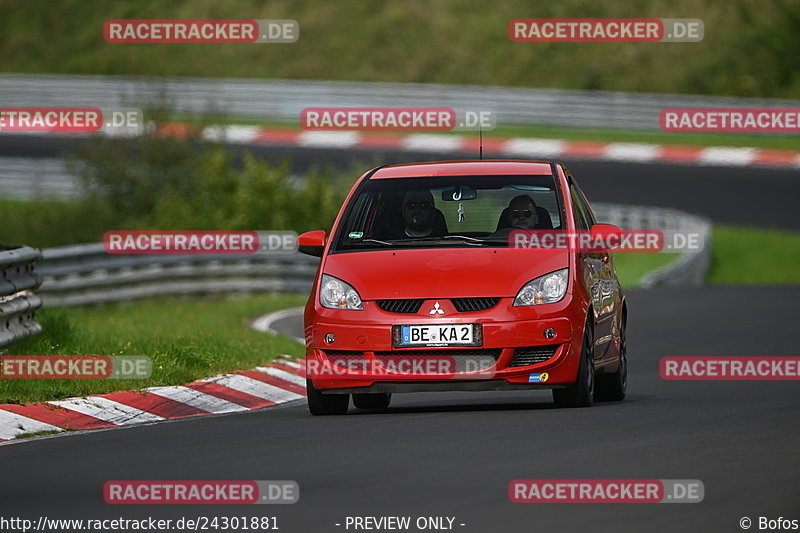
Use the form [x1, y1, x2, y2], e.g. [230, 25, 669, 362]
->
[10, 124, 799, 169]
[0, 356, 305, 442]
[195, 125, 800, 169]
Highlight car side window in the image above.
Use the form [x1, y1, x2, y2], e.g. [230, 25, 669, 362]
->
[570, 186, 590, 230]
[573, 184, 597, 227]
[340, 192, 373, 239]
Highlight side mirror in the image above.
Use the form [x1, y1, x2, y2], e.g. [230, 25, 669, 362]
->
[297, 230, 326, 257]
[590, 224, 623, 252]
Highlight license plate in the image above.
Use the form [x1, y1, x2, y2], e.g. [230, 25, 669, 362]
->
[398, 324, 476, 347]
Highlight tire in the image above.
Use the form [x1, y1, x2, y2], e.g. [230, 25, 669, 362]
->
[553, 321, 595, 408]
[353, 393, 392, 410]
[307, 379, 349, 415]
[596, 322, 627, 402]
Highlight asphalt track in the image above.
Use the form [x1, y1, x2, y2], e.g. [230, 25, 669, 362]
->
[1, 286, 798, 533]
[1, 134, 798, 229]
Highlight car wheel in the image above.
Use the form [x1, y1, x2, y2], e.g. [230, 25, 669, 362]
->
[306, 379, 349, 415]
[552, 321, 594, 408]
[596, 322, 627, 402]
[353, 393, 392, 410]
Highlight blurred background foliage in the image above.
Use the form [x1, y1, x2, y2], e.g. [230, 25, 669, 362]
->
[0, 116, 352, 248]
[0, 0, 797, 98]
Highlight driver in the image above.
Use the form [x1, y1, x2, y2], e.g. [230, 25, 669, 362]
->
[506, 195, 540, 230]
[487, 194, 541, 242]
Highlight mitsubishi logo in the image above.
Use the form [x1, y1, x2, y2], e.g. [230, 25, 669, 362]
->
[429, 302, 445, 315]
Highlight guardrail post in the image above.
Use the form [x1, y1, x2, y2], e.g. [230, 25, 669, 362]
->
[0, 244, 44, 348]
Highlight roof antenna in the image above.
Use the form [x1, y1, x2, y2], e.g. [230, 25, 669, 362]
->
[479, 125, 483, 160]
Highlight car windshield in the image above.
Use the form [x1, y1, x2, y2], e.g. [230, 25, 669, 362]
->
[332, 174, 563, 252]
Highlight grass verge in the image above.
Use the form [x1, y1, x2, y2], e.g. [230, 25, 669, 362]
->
[14, 429, 69, 440]
[613, 253, 679, 287]
[708, 226, 800, 284]
[1, 294, 307, 404]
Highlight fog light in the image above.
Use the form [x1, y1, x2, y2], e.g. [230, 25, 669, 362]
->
[325, 333, 336, 344]
[544, 328, 556, 339]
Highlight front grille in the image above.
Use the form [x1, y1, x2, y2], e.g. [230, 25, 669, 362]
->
[376, 299, 424, 314]
[508, 345, 560, 367]
[375, 349, 501, 359]
[322, 350, 365, 363]
[451, 297, 501, 313]
[323, 350, 364, 356]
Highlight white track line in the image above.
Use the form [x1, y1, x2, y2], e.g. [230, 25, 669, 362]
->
[0, 410, 61, 439]
[146, 386, 249, 414]
[48, 397, 164, 425]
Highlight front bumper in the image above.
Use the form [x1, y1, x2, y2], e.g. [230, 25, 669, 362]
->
[306, 300, 583, 391]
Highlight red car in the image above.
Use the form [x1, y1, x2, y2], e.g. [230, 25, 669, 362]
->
[298, 160, 627, 415]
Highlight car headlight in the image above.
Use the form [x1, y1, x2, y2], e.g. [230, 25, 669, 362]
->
[320, 274, 363, 310]
[513, 268, 569, 306]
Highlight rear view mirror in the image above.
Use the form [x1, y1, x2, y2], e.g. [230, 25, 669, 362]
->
[441, 187, 477, 201]
[297, 230, 326, 257]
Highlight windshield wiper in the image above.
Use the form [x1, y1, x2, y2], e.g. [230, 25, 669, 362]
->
[388, 235, 489, 246]
[441, 235, 487, 243]
[347, 236, 501, 248]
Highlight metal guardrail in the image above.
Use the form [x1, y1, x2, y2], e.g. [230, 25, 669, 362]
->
[593, 204, 712, 287]
[37, 244, 319, 307]
[34, 204, 710, 307]
[0, 157, 77, 200]
[0, 245, 43, 347]
[1, 73, 798, 130]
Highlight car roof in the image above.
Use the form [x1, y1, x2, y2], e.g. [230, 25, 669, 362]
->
[370, 160, 555, 179]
